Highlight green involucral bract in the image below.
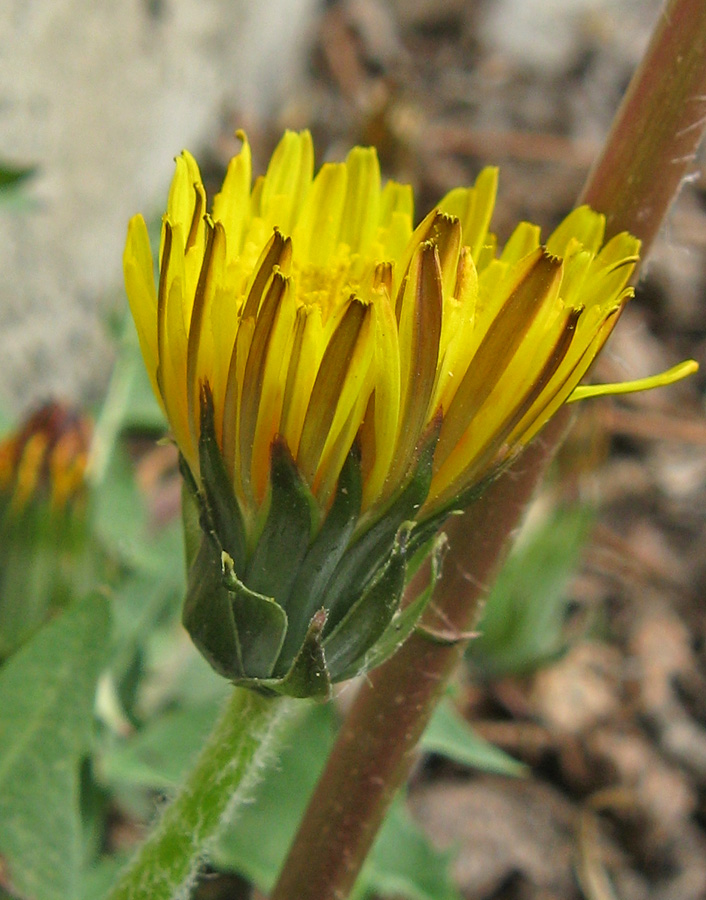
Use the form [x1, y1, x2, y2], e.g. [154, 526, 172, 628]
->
[181, 387, 437, 698]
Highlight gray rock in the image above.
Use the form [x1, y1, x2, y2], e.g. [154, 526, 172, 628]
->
[0, 0, 319, 411]
[479, 0, 659, 74]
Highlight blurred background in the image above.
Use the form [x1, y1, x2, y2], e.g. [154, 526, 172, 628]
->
[2, 1, 706, 898]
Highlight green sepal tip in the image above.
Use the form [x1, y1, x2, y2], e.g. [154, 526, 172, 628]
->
[324, 521, 412, 680]
[321, 423, 439, 636]
[361, 531, 448, 673]
[182, 537, 289, 681]
[235, 608, 332, 700]
[222, 552, 288, 679]
[245, 439, 315, 603]
[182, 536, 241, 681]
[276, 445, 363, 671]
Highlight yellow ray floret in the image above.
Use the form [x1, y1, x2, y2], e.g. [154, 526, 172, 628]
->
[124, 130, 697, 530]
[568, 360, 699, 401]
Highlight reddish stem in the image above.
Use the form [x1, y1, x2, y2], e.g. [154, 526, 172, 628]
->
[580, 0, 706, 251]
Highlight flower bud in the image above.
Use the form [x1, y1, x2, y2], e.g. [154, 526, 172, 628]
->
[124, 130, 695, 696]
[0, 402, 91, 659]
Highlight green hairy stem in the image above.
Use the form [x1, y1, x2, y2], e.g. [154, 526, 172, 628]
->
[107, 689, 289, 900]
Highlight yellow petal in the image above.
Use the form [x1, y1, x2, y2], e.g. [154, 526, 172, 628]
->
[476, 233, 498, 273]
[259, 130, 314, 235]
[569, 360, 699, 401]
[394, 207, 439, 303]
[222, 314, 255, 492]
[434, 249, 563, 474]
[380, 180, 414, 229]
[428, 213, 462, 305]
[238, 272, 291, 502]
[202, 223, 231, 444]
[313, 304, 377, 506]
[338, 146, 381, 255]
[250, 284, 296, 503]
[292, 162, 347, 267]
[186, 219, 217, 447]
[212, 131, 252, 262]
[167, 151, 203, 230]
[546, 205, 604, 257]
[508, 305, 622, 447]
[438, 167, 498, 261]
[391, 242, 443, 484]
[361, 281, 401, 508]
[297, 299, 375, 490]
[280, 305, 324, 457]
[378, 180, 414, 264]
[157, 222, 193, 468]
[242, 229, 292, 318]
[432, 247, 478, 414]
[500, 221, 541, 265]
[123, 215, 161, 405]
[126, 129, 670, 543]
[428, 306, 582, 510]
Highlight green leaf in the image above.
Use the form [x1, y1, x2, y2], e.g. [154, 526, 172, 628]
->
[108, 526, 184, 681]
[121, 358, 166, 433]
[468, 503, 594, 677]
[180, 476, 202, 575]
[81, 855, 129, 900]
[422, 700, 527, 777]
[88, 316, 164, 494]
[0, 163, 37, 210]
[356, 799, 461, 900]
[183, 536, 290, 682]
[0, 163, 36, 190]
[0, 404, 14, 440]
[102, 698, 225, 791]
[90, 445, 151, 569]
[0, 594, 110, 900]
[0, 507, 66, 659]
